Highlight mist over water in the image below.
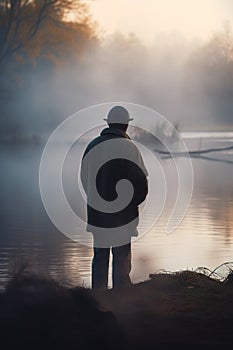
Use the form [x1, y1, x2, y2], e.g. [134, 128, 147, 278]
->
[0, 132, 233, 289]
[2, 26, 233, 145]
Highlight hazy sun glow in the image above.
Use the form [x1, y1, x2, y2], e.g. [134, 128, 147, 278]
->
[88, 0, 232, 44]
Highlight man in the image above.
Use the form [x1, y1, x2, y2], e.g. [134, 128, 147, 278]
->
[81, 106, 148, 289]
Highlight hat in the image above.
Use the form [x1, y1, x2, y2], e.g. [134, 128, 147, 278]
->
[104, 106, 133, 124]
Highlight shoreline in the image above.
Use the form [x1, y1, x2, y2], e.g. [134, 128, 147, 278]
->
[1, 269, 233, 349]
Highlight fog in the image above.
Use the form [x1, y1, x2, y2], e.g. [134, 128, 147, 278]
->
[38, 32, 209, 132]
[1, 23, 233, 144]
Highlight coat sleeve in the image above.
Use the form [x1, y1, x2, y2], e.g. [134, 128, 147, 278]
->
[80, 149, 88, 194]
[80, 141, 95, 194]
[127, 143, 148, 206]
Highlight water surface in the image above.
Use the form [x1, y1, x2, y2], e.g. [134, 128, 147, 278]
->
[1, 132, 233, 289]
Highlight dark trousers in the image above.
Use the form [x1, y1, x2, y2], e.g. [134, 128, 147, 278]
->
[92, 243, 131, 289]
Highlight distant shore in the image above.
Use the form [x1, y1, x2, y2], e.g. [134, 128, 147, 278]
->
[1, 129, 233, 147]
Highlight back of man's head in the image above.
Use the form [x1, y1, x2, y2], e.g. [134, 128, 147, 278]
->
[104, 106, 133, 125]
[108, 123, 128, 131]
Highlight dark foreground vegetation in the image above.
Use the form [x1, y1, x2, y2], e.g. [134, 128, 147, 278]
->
[1, 270, 233, 350]
[0, 272, 125, 350]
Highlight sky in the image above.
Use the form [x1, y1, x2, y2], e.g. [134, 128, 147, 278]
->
[87, 0, 233, 45]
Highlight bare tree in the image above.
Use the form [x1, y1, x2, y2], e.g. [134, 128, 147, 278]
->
[207, 22, 233, 66]
[0, 0, 94, 64]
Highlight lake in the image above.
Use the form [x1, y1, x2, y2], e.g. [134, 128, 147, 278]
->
[0, 132, 233, 290]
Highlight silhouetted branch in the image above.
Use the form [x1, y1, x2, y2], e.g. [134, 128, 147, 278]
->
[155, 144, 233, 156]
[27, 0, 49, 39]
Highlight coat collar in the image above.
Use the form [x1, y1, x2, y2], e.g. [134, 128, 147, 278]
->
[101, 127, 130, 139]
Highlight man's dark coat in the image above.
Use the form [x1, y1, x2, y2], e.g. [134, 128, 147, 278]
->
[81, 127, 148, 236]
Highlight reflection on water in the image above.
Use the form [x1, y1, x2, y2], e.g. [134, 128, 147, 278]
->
[0, 133, 233, 290]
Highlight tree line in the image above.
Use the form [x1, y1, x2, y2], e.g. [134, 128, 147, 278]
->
[0, 1, 233, 143]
